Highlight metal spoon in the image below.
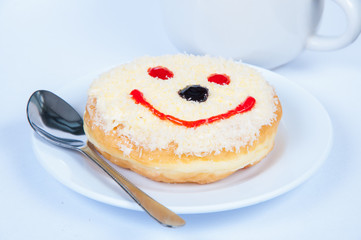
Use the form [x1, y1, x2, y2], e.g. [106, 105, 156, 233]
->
[26, 90, 185, 228]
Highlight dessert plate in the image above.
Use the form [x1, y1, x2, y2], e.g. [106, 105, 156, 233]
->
[31, 66, 332, 214]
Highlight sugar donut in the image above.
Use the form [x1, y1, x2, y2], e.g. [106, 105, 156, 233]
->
[83, 55, 282, 184]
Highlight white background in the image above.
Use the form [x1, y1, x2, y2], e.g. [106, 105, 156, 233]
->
[1, 0, 361, 239]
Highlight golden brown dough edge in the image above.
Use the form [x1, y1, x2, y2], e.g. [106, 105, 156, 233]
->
[83, 97, 282, 184]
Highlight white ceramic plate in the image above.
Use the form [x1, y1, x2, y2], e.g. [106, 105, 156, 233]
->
[31, 66, 333, 214]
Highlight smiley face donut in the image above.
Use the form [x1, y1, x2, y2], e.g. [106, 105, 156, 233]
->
[83, 55, 282, 184]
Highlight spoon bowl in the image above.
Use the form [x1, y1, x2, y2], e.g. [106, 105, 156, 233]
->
[27, 90, 185, 228]
[27, 90, 87, 149]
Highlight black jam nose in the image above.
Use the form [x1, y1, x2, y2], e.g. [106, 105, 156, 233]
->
[178, 85, 209, 102]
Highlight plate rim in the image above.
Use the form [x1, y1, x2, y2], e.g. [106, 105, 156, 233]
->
[30, 65, 333, 214]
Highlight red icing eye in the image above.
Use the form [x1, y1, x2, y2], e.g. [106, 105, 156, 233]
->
[207, 73, 230, 85]
[148, 66, 174, 80]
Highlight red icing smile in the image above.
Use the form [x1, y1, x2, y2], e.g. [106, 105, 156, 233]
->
[130, 89, 256, 128]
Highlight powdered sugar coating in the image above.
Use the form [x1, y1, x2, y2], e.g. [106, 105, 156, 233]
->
[87, 55, 278, 156]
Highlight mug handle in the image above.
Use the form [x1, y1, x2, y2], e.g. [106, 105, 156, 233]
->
[306, 0, 361, 50]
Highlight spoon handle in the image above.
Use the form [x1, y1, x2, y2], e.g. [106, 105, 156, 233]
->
[79, 143, 185, 228]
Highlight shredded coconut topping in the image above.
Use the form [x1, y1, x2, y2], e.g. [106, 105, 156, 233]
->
[87, 54, 278, 156]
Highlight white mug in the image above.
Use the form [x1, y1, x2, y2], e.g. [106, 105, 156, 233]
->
[161, 0, 361, 69]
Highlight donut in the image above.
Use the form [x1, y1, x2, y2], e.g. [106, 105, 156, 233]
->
[83, 55, 282, 184]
